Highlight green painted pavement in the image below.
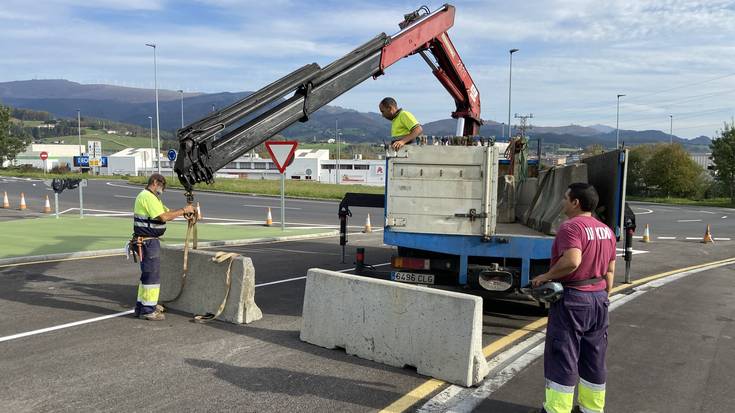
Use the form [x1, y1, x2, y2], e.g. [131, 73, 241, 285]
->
[0, 216, 331, 259]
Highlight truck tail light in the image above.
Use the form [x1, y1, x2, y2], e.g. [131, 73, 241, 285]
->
[391, 256, 430, 270]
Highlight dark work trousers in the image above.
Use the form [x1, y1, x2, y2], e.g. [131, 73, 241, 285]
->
[135, 238, 161, 315]
[545, 288, 609, 387]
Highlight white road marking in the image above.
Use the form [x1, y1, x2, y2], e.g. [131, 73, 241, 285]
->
[114, 195, 136, 199]
[713, 238, 732, 241]
[243, 204, 301, 210]
[632, 208, 654, 215]
[633, 236, 643, 239]
[0, 262, 391, 343]
[422, 260, 735, 413]
[722, 216, 728, 219]
[615, 247, 648, 256]
[698, 210, 716, 214]
[685, 237, 703, 240]
[677, 219, 702, 222]
[658, 236, 677, 240]
[0, 310, 135, 343]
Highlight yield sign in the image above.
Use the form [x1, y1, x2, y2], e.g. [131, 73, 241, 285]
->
[265, 141, 298, 173]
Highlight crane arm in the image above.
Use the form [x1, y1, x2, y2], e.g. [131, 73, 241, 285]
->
[174, 4, 481, 191]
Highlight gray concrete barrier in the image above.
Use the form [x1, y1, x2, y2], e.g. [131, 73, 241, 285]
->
[515, 177, 538, 223]
[524, 164, 588, 234]
[497, 174, 516, 223]
[159, 246, 262, 324]
[300, 269, 489, 387]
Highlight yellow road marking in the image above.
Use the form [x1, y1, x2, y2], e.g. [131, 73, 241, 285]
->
[0, 253, 124, 268]
[610, 256, 735, 294]
[380, 256, 735, 413]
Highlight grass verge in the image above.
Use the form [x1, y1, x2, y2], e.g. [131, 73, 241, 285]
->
[126, 176, 384, 200]
[0, 215, 331, 259]
[628, 196, 735, 208]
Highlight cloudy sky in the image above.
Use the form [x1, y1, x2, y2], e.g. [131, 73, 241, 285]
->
[1, 0, 734, 138]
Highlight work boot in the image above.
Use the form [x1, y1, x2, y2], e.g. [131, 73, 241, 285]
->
[141, 310, 165, 321]
[155, 304, 165, 313]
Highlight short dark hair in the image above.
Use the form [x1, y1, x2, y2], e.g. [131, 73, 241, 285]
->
[147, 173, 167, 189]
[379, 97, 397, 108]
[567, 183, 598, 212]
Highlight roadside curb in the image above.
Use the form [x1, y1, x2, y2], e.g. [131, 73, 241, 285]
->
[0, 230, 339, 266]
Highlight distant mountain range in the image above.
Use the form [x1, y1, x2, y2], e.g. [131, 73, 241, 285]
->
[0, 79, 712, 151]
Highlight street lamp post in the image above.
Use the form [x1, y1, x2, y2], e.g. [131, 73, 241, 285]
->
[148, 116, 153, 173]
[507, 48, 519, 139]
[669, 115, 673, 144]
[145, 42, 161, 173]
[335, 120, 340, 185]
[77, 109, 82, 156]
[616, 94, 625, 148]
[178, 89, 184, 128]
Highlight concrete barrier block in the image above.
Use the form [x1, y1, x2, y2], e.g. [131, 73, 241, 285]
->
[515, 177, 538, 223]
[300, 269, 489, 387]
[159, 246, 262, 324]
[497, 174, 516, 223]
[524, 164, 588, 235]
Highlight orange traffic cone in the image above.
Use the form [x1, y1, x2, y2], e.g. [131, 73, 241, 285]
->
[702, 225, 714, 244]
[266, 207, 273, 226]
[641, 224, 651, 243]
[196, 202, 202, 220]
[43, 195, 52, 213]
[363, 213, 372, 233]
[18, 193, 27, 210]
[2, 191, 9, 208]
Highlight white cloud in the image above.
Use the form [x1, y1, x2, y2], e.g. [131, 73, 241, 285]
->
[1, 0, 734, 137]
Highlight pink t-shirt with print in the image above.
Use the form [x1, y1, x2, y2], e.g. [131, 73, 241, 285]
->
[550, 215, 617, 291]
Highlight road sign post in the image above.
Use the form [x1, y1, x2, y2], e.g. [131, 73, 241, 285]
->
[265, 141, 298, 231]
[40, 151, 48, 175]
[88, 140, 102, 175]
[168, 149, 177, 178]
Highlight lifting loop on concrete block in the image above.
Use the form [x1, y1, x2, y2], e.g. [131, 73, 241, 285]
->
[161, 205, 199, 305]
[193, 252, 238, 323]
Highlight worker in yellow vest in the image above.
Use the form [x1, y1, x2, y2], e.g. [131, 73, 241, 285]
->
[379, 97, 423, 151]
[130, 173, 194, 321]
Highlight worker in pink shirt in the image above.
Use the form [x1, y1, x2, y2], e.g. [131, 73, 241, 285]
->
[531, 183, 617, 413]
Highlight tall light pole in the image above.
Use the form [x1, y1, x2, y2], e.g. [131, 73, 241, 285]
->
[669, 114, 673, 144]
[335, 119, 340, 185]
[77, 109, 82, 155]
[507, 48, 519, 139]
[178, 89, 184, 128]
[145, 42, 161, 173]
[148, 116, 153, 172]
[616, 94, 625, 148]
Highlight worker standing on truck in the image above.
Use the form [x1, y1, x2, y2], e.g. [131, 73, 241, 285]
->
[531, 183, 616, 413]
[130, 173, 195, 321]
[379, 97, 423, 150]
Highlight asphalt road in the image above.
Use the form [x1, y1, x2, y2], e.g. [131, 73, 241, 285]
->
[629, 201, 734, 240]
[2, 175, 735, 411]
[0, 176, 381, 228]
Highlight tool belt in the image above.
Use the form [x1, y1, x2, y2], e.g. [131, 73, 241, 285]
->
[561, 277, 605, 288]
[128, 235, 158, 263]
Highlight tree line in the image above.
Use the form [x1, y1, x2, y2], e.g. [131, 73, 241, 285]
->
[627, 121, 735, 203]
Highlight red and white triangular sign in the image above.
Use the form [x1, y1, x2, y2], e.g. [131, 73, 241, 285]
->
[265, 141, 298, 173]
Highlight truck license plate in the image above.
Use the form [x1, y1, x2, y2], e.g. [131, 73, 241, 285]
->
[391, 271, 435, 285]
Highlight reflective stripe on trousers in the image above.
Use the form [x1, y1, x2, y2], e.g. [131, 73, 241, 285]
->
[578, 378, 605, 412]
[543, 378, 606, 413]
[135, 238, 161, 315]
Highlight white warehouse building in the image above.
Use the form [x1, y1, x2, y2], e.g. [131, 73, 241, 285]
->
[156, 149, 386, 186]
